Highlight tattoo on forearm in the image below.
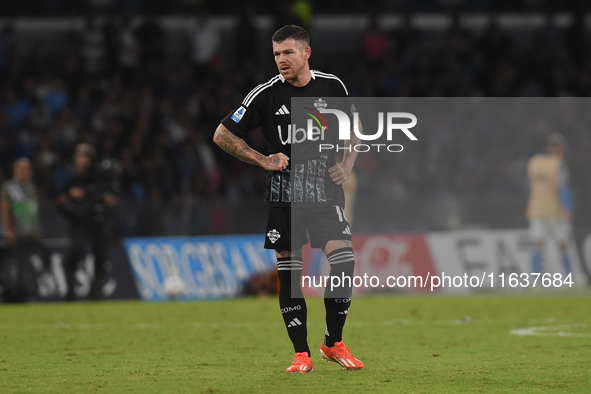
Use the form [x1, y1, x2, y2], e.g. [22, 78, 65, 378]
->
[215, 128, 265, 167]
[215, 129, 241, 156]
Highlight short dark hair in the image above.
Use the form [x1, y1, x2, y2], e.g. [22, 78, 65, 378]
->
[272, 24, 310, 47]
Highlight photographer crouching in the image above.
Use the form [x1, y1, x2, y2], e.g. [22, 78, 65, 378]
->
[58, 143, 119, 301]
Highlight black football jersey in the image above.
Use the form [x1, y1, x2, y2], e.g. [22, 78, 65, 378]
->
[221, 70, 349, 208]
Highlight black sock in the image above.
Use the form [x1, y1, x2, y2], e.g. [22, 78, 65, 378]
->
[324, 248, 355, 347]
[277, 256, 310, 356]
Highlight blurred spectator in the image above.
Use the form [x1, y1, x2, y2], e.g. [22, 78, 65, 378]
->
[57, 143, 119, 300]
[0, 24, 15, 75]
[135, 14, 166, 72]
[81, 17, 107, 74]
[103, 15, 121, 74]
[45, 79, 69, 118]
[33, 136, 59, 196]
[0, 158, 51, 301]
[118, 16, 140, 83]
[3, 88, 31, 130]
[51, 107, 79, 151]
[362, 16, 389, 66]
[233, 7, 259, 69]
[565, 13, 590, 68]
[0, 111, 16, 176]
[273, 2, 305, 33]
[0, 25, 9, 70]
[29, 97, 52, 129]
[190, 10, 221, 76]
[61, 53, 86, 94]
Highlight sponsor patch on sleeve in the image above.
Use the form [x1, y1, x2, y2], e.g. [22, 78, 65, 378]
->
[231, 106, 246, 123]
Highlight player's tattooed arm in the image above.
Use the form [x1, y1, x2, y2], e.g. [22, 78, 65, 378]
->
[213, 124, 289, 171]
[329, 118, 362, 185]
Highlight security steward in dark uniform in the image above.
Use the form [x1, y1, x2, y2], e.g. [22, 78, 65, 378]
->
[58, 143, 118, 300]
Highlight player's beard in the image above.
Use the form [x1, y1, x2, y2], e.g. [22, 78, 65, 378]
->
[282, 64, 303, 83]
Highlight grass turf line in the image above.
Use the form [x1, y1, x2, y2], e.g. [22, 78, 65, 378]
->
[1, 295, 591, 393]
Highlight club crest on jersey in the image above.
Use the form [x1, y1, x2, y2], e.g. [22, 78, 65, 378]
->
[231, 106, 246, 123]
[267, 229, 281, 243]
[314, 98, 327, 111]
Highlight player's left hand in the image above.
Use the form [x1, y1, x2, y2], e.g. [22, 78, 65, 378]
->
[329, 162, 352, 185]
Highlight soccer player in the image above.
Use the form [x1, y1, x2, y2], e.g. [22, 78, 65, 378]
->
[526, 132, 574, 277]
[213, 25, 363, 372]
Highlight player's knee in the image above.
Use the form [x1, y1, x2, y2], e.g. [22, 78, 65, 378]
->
[275, 249, 302, 259]
[323, 240, 353, 255]
[275, 250, 290, 258]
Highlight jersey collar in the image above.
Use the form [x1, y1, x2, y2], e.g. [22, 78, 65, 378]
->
[278, 70, 316, 83]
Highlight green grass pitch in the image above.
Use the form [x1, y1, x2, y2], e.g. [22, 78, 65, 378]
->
[2, 292, 591, 393]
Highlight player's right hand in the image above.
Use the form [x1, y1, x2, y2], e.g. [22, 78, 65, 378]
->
[263, 153, 289, 171]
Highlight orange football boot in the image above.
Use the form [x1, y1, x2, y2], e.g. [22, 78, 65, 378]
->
[286, 352, 314, 373]
[319, 340, 364, 370]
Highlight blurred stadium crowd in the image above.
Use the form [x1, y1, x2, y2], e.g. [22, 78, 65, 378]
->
[0, 0, 587, 16]
[1, 1, 591, 236]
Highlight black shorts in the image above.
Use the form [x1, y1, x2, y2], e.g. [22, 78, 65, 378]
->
[264, 205, 352, 251]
